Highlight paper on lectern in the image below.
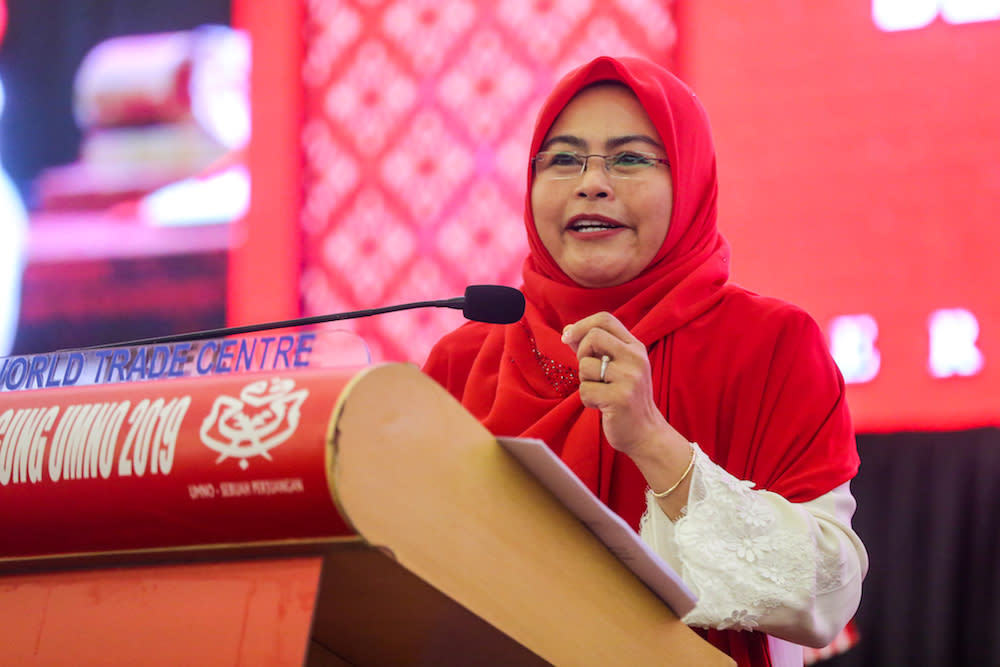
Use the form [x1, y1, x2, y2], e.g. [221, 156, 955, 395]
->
[497, 436, 697, 618]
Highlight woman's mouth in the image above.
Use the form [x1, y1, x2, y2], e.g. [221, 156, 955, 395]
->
[567, 217, 624, 233]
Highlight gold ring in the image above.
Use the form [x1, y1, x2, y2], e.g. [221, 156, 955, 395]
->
[599, 355, 610, 382]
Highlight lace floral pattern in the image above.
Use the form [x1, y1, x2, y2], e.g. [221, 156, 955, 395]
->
[647, 444, 846, 632]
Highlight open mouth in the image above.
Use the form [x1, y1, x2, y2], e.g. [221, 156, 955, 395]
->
[567, 218, 623, 233]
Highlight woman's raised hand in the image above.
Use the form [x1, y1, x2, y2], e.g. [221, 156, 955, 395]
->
[561, 312, 669, 456]
[563, 311, 695, 516]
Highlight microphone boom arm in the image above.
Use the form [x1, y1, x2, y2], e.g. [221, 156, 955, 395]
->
[92, 298, 467, 349]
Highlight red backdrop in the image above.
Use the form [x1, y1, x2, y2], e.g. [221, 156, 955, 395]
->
[680, 2, 1000, 432]
[235, 1, 1000, 433]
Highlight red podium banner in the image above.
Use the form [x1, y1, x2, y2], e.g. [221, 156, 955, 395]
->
[0, 367, 358, 564]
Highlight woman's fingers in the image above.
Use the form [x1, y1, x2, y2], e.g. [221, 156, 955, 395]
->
[561, 311, 634, 354]
[564, 312, 664, 454]
[563, 313, 641, 377]
[579, 354, 612, 385]
[564, 312, 644, 390]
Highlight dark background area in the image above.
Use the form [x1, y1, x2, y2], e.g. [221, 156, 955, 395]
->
[830, 430, 1000, 666]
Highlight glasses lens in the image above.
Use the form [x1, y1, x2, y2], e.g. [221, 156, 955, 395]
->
[533, 151, 665, 179]
[607, 152, 658, 178]
[536, 152, 583, 179]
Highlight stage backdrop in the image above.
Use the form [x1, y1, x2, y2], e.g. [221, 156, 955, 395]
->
[236, 0, 1000, 434]
[679, 1, 1000, 432]
[292, 0, 678, 363]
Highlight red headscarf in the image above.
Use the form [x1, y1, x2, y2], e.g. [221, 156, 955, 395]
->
[424, 57, 857, 666]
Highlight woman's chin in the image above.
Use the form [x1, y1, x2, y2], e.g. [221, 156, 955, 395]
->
[564, 265, 633, 289]
[556, 242, 645, 288]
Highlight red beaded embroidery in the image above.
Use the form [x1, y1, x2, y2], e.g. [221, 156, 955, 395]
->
[521, 321, 578, 396]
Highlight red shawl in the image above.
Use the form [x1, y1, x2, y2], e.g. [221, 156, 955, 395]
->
[423, 56, 858, 666]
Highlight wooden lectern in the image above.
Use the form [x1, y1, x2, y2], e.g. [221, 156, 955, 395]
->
[0, 362, 732, 666]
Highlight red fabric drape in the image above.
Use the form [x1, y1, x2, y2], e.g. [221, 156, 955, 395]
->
[424, 56, 858, 667]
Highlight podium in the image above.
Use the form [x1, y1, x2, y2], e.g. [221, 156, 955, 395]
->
[0, 362, 733, 666]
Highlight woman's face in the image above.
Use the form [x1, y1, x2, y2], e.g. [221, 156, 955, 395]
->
[531, 83, 673, 288]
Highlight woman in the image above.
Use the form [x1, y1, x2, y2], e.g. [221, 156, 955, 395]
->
[424, 56, 867, 667]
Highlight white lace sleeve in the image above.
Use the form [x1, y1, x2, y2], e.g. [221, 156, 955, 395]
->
[639, 443, 868, 649]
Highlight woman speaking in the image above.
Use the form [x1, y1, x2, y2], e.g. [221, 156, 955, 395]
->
[424, 56, 867, 667]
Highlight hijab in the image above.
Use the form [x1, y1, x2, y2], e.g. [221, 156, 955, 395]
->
[424, 56, 858, 666]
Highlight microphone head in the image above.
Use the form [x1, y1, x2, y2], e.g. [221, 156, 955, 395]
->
[462, 285, 525, 324]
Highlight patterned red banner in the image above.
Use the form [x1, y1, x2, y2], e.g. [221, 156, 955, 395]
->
[0, 368, 360, 564]
[299, 0, 677, 364]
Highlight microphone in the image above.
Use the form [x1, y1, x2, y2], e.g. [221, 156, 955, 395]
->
[92, 284, 526, 349]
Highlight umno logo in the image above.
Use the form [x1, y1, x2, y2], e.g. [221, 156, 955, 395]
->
[200, 378, 309, 469]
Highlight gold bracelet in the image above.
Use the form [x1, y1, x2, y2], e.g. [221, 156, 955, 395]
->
[651, 445, 696, 499]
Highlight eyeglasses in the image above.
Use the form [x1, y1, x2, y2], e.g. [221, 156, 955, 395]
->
[532, 150, 669, 180]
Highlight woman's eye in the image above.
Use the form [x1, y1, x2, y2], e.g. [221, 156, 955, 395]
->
[549, 152, 581, 166]
[612, 152, 652, 167]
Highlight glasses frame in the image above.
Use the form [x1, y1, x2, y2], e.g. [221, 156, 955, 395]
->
[531, 150, 670, 180]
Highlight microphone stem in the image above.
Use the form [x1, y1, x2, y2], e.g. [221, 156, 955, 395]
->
[90, 298, 466, 349]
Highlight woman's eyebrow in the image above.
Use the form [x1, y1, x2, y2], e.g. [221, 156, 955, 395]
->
[540, 133, 665, 152]
[606, 134, 664, 151]
[540, 134, 586, 151]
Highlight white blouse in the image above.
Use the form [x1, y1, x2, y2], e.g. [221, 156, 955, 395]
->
[639, 443, 869, 667]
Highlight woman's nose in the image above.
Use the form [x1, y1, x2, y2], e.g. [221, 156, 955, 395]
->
[574, 159, 614, 199]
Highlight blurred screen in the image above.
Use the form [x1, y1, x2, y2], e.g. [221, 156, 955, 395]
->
[0, 0, 237, 356]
